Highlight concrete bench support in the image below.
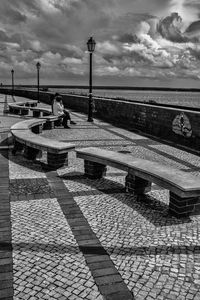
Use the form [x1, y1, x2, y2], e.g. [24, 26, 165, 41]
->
[12, 141, 24, 155]
[84, 160, 107, 179]
[25, 102, 37, 107]
[47, 152, 68, 169]
[13, 108, 20, 114]
[20, 108, 29, 115]
[169, 192, 200, 218]
[24, 146, 42, 160]
[43, 121, 55, 130]
[33, 110, 42, 117]
[31, 124, 43, 134]
[125, 173, 151, 194]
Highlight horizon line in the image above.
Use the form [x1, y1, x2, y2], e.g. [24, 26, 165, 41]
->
[2, 85, 200, 92]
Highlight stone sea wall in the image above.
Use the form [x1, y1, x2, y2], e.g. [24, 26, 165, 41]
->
[1, 88, 200, 152]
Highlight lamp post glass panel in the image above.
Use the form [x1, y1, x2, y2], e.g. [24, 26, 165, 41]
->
[36, 62, 41, 103]
[11, 69, 14, 95]
[87, 37, 96, 122]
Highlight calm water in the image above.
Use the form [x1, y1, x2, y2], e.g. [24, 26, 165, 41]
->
[49, 88, 200, 109]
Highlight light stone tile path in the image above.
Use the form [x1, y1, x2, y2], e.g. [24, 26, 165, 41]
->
[11, 198, 103, 300]
[1, 97, 200, 299]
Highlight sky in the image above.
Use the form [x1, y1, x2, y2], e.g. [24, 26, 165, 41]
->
[1, 0, 200, 88]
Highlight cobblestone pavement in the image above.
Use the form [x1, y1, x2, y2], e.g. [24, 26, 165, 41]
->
[1, 94, 200, 299]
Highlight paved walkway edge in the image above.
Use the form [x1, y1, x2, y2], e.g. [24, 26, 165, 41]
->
[0, 150, 14, 300]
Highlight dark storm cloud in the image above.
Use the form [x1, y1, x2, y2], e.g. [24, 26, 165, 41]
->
[157, 12, 189, 43]
[2, 0, 40, 16]
[188, 48, 200, 61]
[50, 44, 83, 59]
[0, 1, 27, 24]
[117, 34, 141, 43]
[185, 20, 200, 33]
[0, 30, 22, 46]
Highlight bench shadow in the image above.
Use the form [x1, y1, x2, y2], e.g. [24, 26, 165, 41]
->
[0, 135, 13, 147]
[2, 149, 46, 173]
[60, 172, 192, 227]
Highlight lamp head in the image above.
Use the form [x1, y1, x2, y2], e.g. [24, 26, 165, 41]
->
[36, 62, 41, 70]
[87, 37, 96, 53]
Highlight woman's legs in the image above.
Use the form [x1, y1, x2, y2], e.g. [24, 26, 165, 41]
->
[62, 111, 70, 128]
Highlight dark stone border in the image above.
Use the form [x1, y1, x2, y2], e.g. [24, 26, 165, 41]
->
[0, 150, 14, 300]
[46, 170, 134, 300]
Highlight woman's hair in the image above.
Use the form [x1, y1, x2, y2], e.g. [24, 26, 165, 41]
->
[56, 95, 62, 102]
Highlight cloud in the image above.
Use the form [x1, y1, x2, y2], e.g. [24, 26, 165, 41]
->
[116, 34, 140, 44]
[185, 20, 200, 41]
[0, 1, 27, 24]
[0, 0, 199, 86]
[157, 12, 189, 42]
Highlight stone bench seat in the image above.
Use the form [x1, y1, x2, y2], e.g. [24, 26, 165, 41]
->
[9, 101, 38, 115]
[9, 103, 30, 115]
[76, 147, 200, 218]
[11, 119, 75, 169]
[42, 115, 62, 129]
[29, 107, 52, 117]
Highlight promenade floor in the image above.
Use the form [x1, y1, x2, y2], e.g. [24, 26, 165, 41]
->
[0, 94, 200, 300]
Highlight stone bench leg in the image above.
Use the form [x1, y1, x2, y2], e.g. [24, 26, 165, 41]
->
[13, 109, 20, 114]
[43, 121, 54, 130]
[24, 146, 42, 160]
[31, 125, 43, 134]
[12, 140, 24, 155]
[84, 160, 107, 179]
[169, 192, 200, 218]
[20, 109, 29, 115]
[43, 112, 50, 116]
[125, 173, 151, 194]
[33, 111, 41, 117]
[47, 152, 68, 169]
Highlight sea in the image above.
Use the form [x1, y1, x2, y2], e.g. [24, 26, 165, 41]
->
[48, 88, 200, 109]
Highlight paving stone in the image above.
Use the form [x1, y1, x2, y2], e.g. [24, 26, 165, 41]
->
[2, 103, 200, 299]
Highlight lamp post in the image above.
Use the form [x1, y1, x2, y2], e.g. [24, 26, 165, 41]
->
[87, 37, 96, 122]
[36, 62, 41, 103]
[11, 69, 14, 95]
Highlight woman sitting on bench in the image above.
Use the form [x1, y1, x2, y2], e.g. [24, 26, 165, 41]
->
[52, 94, 76, 128]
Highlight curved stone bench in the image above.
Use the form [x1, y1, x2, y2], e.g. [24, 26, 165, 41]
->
[9, 100, 62, 129]
[9, 101, 51, 117]
[29, 107, 52, 117]
[11, 119, 75, 169]
[9, 101, 38, 115]
[76, 147, 200, 218]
